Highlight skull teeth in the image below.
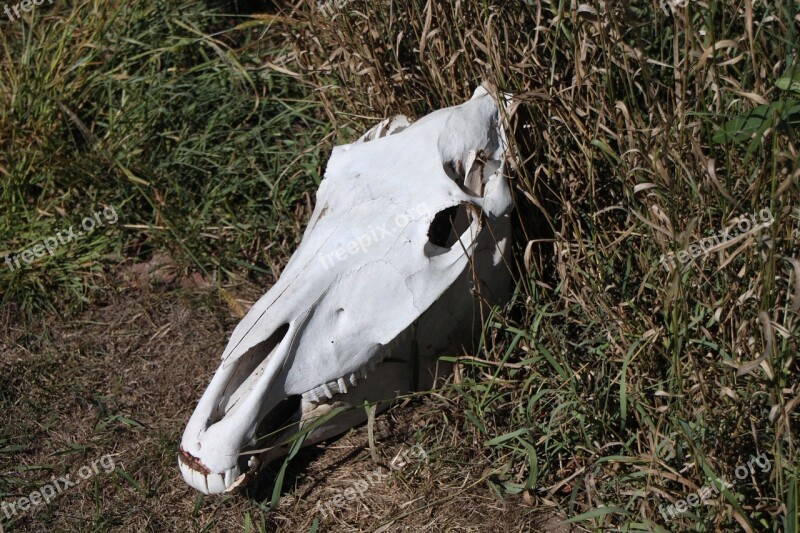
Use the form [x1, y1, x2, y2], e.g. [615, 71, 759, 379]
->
[301, 355, 387, 405]
[321, 383, 334, 399]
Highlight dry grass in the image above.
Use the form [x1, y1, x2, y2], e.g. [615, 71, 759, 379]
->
[286, 0, 800, 530]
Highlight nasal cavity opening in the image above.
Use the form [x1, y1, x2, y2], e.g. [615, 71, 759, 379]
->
[426, 203, 473, 253]
[212, 323, 290, 425]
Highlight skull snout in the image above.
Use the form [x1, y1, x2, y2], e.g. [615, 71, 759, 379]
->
[179, 321, 303, 493]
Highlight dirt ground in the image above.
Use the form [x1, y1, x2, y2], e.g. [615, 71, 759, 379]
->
[0, 267, 563, 532]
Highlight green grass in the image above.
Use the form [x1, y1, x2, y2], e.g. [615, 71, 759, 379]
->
[0, 0, 328, 315]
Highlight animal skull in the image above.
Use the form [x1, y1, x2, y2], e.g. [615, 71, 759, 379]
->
[179, 86, 514, 494]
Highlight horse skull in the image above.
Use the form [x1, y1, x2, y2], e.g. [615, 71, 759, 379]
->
[179, 86, 514, 494]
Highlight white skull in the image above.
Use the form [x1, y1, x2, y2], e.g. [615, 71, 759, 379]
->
[178, 86, 514, 494]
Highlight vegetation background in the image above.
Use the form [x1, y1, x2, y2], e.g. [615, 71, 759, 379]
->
[0, 0, 798, 531]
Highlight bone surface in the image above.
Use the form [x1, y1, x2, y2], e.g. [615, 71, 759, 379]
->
[178, 85, 514, 494]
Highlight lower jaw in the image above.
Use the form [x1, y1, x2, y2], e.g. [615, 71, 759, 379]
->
[181, 358, 414, 494]
[178, 394, 354, 493]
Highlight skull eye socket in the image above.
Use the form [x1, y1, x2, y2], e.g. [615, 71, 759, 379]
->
[426, 203, 472, 250]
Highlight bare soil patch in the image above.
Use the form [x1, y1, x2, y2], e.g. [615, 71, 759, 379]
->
[0, 279, 555, 532]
